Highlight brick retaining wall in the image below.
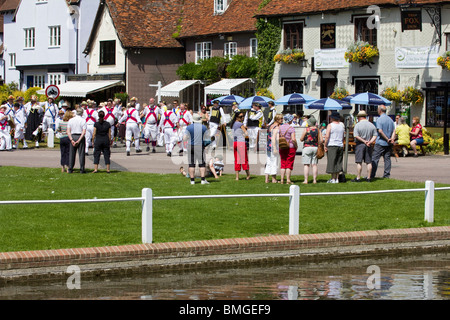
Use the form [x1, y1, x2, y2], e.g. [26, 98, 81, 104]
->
[1, 226, 449, 274]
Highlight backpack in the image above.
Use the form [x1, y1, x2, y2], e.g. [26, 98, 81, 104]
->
[279, 128, 290, 150]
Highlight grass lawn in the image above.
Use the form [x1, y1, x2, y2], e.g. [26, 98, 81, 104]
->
[0, 166, 449, 252]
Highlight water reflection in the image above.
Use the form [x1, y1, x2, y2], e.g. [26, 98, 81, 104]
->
[0, 252, 449, 300]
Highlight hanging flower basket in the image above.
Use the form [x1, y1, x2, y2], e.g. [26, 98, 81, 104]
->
[437, 52, 450, 71]
[273, 48, 306, 65]
[380, 86, 403, 104]
[345, 41, 379, 68]
[402, 86, 424, 105]
[329, 86, 349, 100]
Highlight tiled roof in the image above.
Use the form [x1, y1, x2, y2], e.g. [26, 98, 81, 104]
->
[0, 0, 19, 12]
[178, 0, 261, 38]
[256, 0, 448, 17]
[105, 0, 184, 48]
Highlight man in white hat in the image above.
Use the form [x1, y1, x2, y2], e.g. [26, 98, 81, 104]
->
[67, 108, 87, 173]
[141, 97, 161, 153]
[183, 113, 210, 184]
[42, 96, 58, 134]
[100, 98, 119, 147]
[352, 110, 377, 182]
[244, 102, 264, 152]
[208, 100, 226, 150]
[83, 100, 98, 155]
[158, 103, 179, 157]
[118, 100, 142, 156]
[12, 102, 28, 149]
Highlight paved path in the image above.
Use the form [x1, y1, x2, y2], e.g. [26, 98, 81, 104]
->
[1, 143, 449, 184]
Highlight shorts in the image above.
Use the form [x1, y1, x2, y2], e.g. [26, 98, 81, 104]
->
[188, 145, 206, 168]
[412, 137, 424, 145]
[302, 146, 318, 165]
[354, 143, 373, 164]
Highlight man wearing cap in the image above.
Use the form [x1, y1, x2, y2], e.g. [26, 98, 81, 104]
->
[208, 100, 226, 150]
[177, 102, 193, 155]
[67, 108, 87, 173]
[25, 95, 44, 147]
[83, 100, 98, 155]
[158, 103, 179, 156]
[266, 101, 277, 127]
[118, 100, 142, 156]
[12, 102, 28, 149]
[352, 110, 377, 182]
[244, 102, 264, 152]
[141, 97, 162, 153]
[0, 105, 12, 151]
[100, 99, 119, 147]
[183, 113, 210, 184]
[370, 105, 396, 179]
[42, 96, 58, 134]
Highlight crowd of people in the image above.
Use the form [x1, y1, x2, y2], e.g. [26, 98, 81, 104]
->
[0, 94, 425, 183]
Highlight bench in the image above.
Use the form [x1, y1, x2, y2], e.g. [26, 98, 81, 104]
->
[393, 141, 429, 158]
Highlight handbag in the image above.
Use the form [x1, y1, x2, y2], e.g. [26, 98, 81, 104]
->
[316, 142, 325, 159]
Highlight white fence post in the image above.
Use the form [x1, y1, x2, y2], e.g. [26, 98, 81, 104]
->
[142, 188, 153, 244]
[424, 180, 435, 223]
[289, 185, 300, 235]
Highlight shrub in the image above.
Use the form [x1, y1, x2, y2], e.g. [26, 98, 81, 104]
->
[226, 55, 258, 79]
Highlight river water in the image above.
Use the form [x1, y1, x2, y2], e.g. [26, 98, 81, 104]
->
[0, 252, 449, 300]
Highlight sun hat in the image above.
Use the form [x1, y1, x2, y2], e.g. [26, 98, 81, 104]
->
[192, 114, 202, 123]
[330, 111, 340, 120]
[283, 114, 294, 123]
[357, 110, 368, 117]
[307, 116, 317, 127]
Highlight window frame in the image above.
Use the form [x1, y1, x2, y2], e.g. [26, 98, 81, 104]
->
[283, 21, 304, 50]
[49, 25, 61, 47]
[250, 38, 258, 57]
[9, 53, 16, 69]
[99, 40, 116, 66]
[214, 0, 227, 14]
[224, 42, 237, 58]
[24, 28, 36, 49]
[354, 16, 377, 46]
[195, 41, 212, 64]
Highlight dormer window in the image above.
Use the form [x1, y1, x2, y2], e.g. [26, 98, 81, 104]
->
[214, 0, 228, 15]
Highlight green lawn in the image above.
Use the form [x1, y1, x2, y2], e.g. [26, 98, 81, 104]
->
[0, 166, 449, 252]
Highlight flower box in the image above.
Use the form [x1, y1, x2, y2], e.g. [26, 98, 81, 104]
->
[345, 42, 379, 67]
[273, 48, 306, 65]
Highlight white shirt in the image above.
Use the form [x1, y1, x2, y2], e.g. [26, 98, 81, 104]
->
[100, 105, 119, 126]
[178, 109, 193, 127]
[244, 108, 264, 127]
[142, 105, 161, 125]
[119, 108, 141, 125]
[13, 108, 27, 126]
[67, 115, 87, 134]
[159, 110, 178, 130]
[83, 108, 98, 125]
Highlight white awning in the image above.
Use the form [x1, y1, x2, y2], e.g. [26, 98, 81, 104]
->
[160, 80, 201, 97]
[36, 80, 125, 98]
[204, 78, 252, 95]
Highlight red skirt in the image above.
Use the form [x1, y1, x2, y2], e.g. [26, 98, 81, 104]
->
[234, 141, 249, 171]
[280, 147, 296, 170]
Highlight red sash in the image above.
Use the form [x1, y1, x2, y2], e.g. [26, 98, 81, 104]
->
[104, 107, 115, 121]
[145, 106, 158, 124]
[163, 111, 175, 130]
[0, 113, 7, 130]
[126, 109, 138, 123]
[86, 109, 96, 123]
[179, 110, 189, 126]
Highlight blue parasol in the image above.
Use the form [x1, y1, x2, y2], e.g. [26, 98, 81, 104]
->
[274, 93, 316, 105]
[238, 95, 275, 109]
[214, 95, 245, 105]
[305, 98, 352, 110]
[348, 92, 392, 106]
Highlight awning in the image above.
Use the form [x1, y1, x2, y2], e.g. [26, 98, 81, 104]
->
[204, 78, 252, 95]
[160, 80, 202, 97]
[36, 80, 125, 98]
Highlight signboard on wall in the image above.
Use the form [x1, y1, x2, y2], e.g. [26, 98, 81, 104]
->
[401, 10, 422, 31]
[320, 24, 336, 49]
[314, 48, 349, 70]
[395, 46, 439, 68]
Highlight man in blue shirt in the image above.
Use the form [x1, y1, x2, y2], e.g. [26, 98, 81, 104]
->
[370, 105, 395, 180]
[184, 114, 210, 184]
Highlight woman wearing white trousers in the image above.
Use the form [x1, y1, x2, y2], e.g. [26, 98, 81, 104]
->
[264, 114, 282, 183]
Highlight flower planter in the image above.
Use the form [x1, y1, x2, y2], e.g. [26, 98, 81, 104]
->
[345, 42, 379, 68]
